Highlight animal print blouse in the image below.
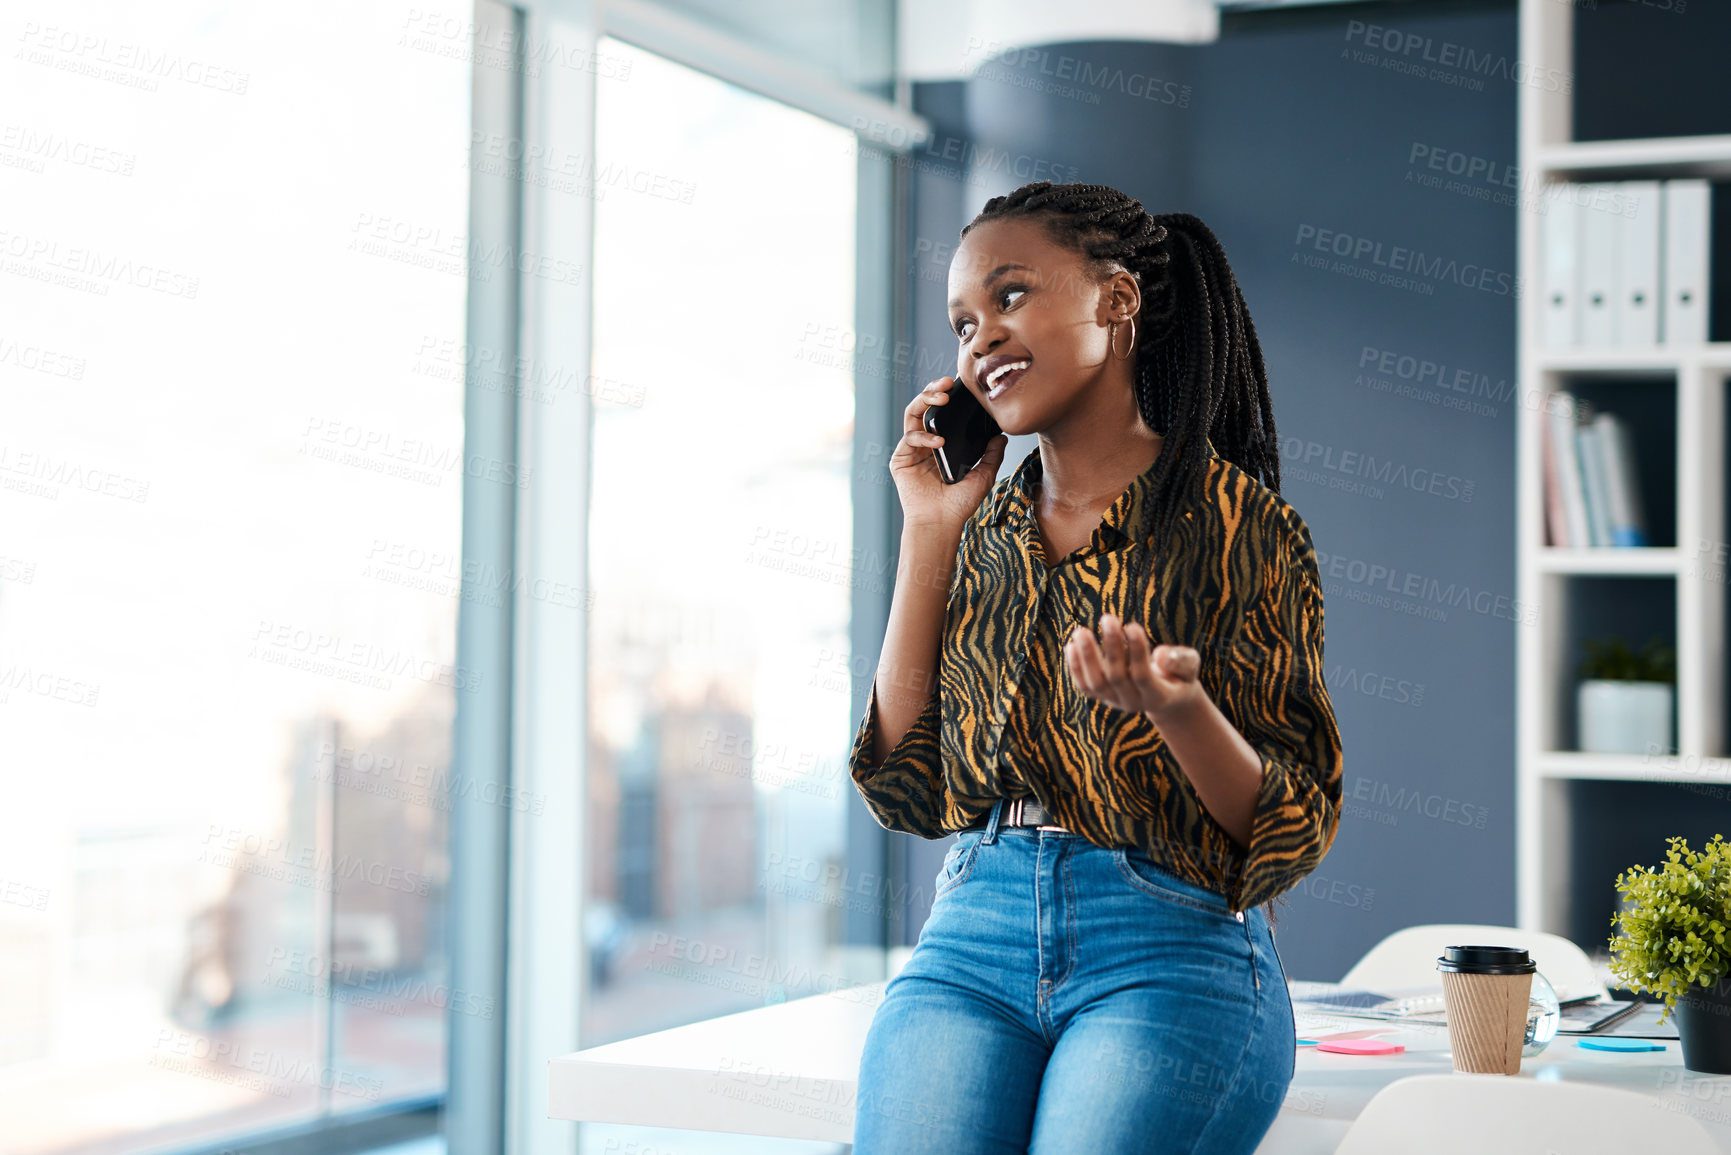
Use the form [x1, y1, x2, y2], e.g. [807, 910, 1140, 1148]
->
[848, 438, 1344, 915]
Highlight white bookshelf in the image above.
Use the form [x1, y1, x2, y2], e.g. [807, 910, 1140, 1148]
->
[1516, 2, 1730, 939]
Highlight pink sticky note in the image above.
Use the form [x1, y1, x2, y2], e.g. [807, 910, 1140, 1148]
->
[1315, 1038, 1405, 1056]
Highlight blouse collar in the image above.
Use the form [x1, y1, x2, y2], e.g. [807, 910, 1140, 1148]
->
[985, 435, 1216, 546]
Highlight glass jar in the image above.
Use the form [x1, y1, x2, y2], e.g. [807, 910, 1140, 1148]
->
[1524, 970, 1562, 1057]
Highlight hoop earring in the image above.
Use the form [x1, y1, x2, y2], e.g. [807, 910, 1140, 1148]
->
[1110, 316, 1136, 360]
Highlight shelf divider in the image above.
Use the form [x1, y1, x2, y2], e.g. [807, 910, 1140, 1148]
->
[1678, 358, 1726, 759]
[1536, 134, 1731, 181]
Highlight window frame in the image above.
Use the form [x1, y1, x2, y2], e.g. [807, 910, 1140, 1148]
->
[337, 3, 931, 1153]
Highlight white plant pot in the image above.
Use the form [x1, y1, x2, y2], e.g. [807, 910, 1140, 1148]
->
[1577, 679, 1673, 755]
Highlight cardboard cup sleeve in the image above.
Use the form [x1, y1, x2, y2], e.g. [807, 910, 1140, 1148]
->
[1440, 970, 1533, 1075]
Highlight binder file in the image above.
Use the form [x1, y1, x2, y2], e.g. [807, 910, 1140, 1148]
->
[1542, 186, 1578, 348]
[1595, 412, 1649, 548]
[1576, 420, 1614, 546]
[1550, 398, 1578, 547]
[1616, 180, 1661, 347]
[1577, 183, 1620, 347]
[1547, 391, 1591, 548]
[1662, 179, 1710, 345]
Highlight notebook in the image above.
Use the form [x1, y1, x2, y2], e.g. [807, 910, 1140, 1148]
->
[1291, 982, 1607, 1025]
[1556, 998, 1644, 1034]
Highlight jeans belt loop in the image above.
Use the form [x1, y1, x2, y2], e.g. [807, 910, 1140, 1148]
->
[982, 796, 1004, 844]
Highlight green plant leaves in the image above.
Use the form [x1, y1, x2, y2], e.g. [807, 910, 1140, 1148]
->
[1608, 832, 1731, 1026]
[1578, 633, 1677, 683]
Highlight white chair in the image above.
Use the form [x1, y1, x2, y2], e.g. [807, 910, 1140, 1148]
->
[1339, 923, 1610, 1004]
[1333, 1073, 1718, 1155]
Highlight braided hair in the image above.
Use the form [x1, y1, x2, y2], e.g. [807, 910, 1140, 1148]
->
[960, 181, 1287, 927]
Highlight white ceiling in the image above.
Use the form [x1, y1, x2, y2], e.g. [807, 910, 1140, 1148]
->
[898, 0, 1221, 82]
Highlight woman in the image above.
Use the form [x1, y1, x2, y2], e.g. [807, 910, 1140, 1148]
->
[848, 181, 1345, 1154]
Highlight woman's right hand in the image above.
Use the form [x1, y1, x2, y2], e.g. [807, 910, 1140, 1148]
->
[890, 376, 1009, 533]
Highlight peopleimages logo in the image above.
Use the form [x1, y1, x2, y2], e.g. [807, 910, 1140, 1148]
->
[1341, 19, 1571, 93]
[1347, 776, 1489, 830]
[1313, 549, 1537, 627]
[1293, 224, 1522, 298]
[961, 39, 1192, 107]
[1279, 437, 1475, 504]
[200, 826, 432, 896]
[850, 117, 1080, 185]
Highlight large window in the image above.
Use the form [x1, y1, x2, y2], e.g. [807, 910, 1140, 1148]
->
[580, 34, 863, 1153]
[0, 1, 469, 1149]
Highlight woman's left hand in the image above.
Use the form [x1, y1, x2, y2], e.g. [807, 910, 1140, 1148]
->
[1065, 613, 1203, 721]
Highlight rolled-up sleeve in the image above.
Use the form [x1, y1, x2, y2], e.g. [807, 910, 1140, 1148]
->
[848, 675, 946, 836]
[1220, 503, 1344, 913]
[847, 517, 975, 839]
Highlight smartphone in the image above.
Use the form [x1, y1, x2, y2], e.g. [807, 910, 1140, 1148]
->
[922, 378, 1002, 484]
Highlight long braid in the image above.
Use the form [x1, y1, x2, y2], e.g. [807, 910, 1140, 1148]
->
[959, 181, 1286, 928]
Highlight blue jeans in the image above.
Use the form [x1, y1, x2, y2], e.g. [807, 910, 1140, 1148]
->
[853, 798, 1296, 1154]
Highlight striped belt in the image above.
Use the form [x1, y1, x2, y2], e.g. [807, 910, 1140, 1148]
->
[965, 796, 1070, 832]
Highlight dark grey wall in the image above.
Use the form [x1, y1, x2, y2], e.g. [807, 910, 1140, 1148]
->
[902, 0, 1527, 981]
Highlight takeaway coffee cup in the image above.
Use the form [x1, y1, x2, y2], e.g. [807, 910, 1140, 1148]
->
[1436, 945, 1536, 1075]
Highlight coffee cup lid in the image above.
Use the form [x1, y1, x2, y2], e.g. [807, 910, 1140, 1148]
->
[1436, 944, 1536, 974]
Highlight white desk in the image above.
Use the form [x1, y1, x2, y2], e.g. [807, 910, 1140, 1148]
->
[549, 980, 1731, 1151]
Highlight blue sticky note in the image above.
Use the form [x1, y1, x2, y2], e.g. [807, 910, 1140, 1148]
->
[1578, 1037, 1666, 1052]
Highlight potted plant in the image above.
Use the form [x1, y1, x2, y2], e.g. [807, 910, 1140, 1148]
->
[1576, 633, 1675, 755]
[1608, 833, 1731, 1073]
